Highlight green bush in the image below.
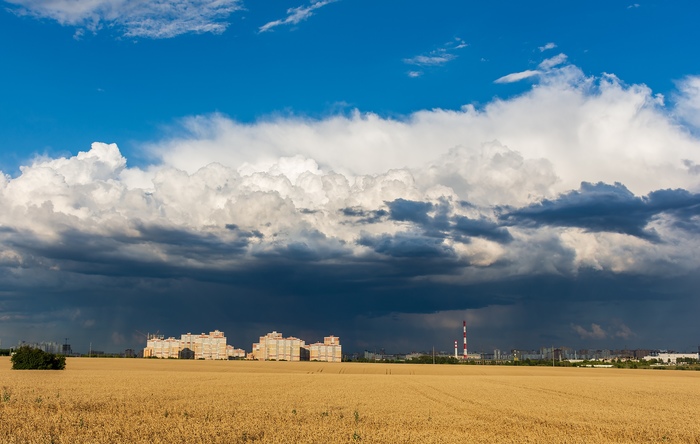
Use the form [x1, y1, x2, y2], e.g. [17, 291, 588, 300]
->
[10, 346, 66, 370]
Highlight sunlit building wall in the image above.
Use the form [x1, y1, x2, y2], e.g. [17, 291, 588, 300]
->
[309, 335, 342, 362]
[251, 331, 308, 361]
[143, 336, 180, 359]
[143, 330, 228, 360]
[227, 345, 246, 359]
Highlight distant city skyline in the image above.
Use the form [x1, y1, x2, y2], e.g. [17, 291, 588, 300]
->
[1, 1, 699, 353]
[6, 330, 699, 358]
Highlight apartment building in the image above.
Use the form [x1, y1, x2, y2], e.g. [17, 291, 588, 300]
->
[143, 330, 228, 360]
[251, 331, 309, 361]
[309, 335, 342, 362]
[227, 345, 246, 359]
[143, 336, 180, 359]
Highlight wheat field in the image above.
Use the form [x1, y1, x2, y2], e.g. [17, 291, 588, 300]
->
[1, 357, 699, 443]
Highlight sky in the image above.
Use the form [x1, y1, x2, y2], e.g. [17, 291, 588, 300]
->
[1, 0, 700, 355]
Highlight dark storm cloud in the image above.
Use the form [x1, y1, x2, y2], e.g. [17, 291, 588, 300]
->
[340, 207, 389, 224]
[252, 230, 351, 262]
[2, 179, 698, 353]
[501, 182, 700, 240]
[387, 198, 434, 225]
[3, 214, 700, 353]
[358, 232, 455, 258]
[0, 222, 252, 281]
[225, 224, 264, 238]
[384, 198, 514, 243]
[452, 215, 513, 243]
[132, 223, 251, 252]
[645, 188, 700, 231]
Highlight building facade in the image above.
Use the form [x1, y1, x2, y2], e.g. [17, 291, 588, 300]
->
[642, 353, 699, 364]
[143, 330, 229, 360]
[251, 331, 309, 361]
[227, 345, 246, 359]
[143, 336, 180, 359]
[309, 335, 342, 362]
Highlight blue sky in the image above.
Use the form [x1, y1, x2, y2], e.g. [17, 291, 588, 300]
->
[1, 1, 700, 354]
[3, 0, 699, 172]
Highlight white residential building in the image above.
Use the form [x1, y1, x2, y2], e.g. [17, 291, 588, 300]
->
[643, 353, 699, 364]
[309, 335, 342, 362]
[251, 331, 309, 361]
[143, 330, 228, 360]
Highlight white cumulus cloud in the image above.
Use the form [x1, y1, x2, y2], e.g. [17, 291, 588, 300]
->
[152, 62, 700, 200]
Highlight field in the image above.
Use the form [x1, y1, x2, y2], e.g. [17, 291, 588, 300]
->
[1, 357, 699, 443]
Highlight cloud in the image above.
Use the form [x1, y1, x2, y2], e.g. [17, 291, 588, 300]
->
[3, 59, 700, 352]
[500, 182, 700, 241]
[404, 54, 457, 66]
[494, 70, 541, 84]
[358, 232, 455, 259]
[571, 322, 636, 341]
[538, 53, 568, 70]
[614, 324, 635, 339]
[403, 38, 467, 74]
[673, 75, 700, 130]
[259, 0, 338, 33]
[494, 53, 568, 84]
[539, 42, 557, 52]
[4, 0, 243, 38]
[572, 323, 607, 339]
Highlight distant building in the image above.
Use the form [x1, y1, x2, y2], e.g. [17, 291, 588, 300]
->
[251, 331, 309, 361]
[227, 345, 246, 359]
[143, 330, 229, 360]
[643, 352, 699, 364]
[180, 331, 227, 360]
[143, 336, 180, 359]
[18, 341, 62, 354]
[309, 336, 342, 362]
[123, 349, 136, 358]
[633, 349, 655, 360]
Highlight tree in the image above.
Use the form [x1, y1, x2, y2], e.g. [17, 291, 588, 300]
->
[10, 346, 66, 370]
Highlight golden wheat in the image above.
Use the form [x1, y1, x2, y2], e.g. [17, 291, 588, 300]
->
[1, 357, 699, 443]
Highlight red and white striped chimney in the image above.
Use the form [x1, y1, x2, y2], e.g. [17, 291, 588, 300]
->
[463, 320, 467, 359]
[454, 340, 458, 359]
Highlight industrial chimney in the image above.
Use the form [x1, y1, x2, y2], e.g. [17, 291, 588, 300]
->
[463, 321, 467, 359]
